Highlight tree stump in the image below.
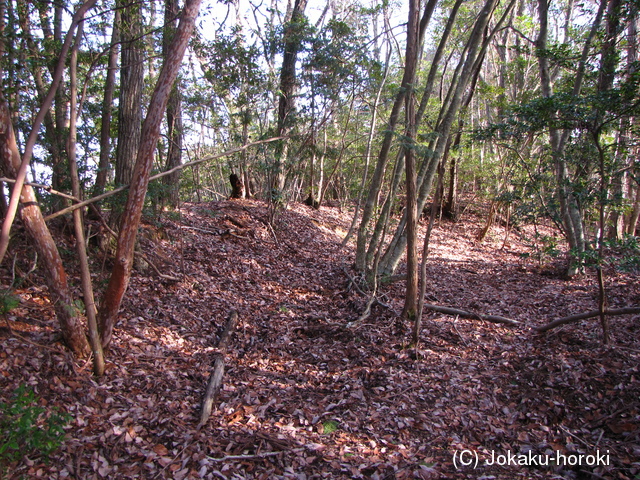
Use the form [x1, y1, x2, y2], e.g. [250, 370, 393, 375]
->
[229, 173, 245, 199]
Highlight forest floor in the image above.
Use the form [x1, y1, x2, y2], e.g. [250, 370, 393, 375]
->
[0, 198, 639, 480]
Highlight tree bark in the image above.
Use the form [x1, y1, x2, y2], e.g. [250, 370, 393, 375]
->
[270, 0, 308, 201]
[536, 0, 607, 276]
[0, 92, 89, 356]
[341, 45, 392, 247]
[68, 22, 105, 373]
[162, 0, 183, 208]
[378, 0, 511, 276]
[0, 0, 98, 265]
[17, 2, 66, 210]
[113, 0, 144, 194]
[402, 0, 421, 320]
[98, 0, 203, 348]
[369, 0, 463, 274]
[50, 3, 69, 209]
[355, 0, 438, 272]
[624, 9, 639, 235]
[93, 9, 120, 200]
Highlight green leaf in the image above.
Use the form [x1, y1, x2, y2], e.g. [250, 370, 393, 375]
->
[0, 293, 20, 315]
[322, 419, 339, 434]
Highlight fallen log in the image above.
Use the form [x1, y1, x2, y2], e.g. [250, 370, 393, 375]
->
[198, 310, 239, 428]
[422, 303, 520, 326]
[535, 307, 640, 333]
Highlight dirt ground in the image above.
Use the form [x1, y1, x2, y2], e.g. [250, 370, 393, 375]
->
[1, 199, 638, 479]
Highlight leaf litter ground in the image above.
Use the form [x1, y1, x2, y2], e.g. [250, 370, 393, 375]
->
[0, 199, 638, 479]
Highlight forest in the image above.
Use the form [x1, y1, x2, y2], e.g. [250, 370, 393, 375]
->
[0, 0, 639, 478]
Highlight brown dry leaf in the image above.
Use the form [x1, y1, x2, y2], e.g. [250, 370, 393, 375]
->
[0, 199, 638, 479]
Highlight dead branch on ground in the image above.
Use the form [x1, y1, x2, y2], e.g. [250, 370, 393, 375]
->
[422, 303, 520, 326]
[199, 310, 239, 427]
[535, 307, 640, 333]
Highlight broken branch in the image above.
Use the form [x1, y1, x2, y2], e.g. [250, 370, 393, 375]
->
[535, 307, 640, 333]
[422, 303, 520, 326]
[198, 310, 239, 427]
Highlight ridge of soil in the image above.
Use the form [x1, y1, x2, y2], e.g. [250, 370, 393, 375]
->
[1, 199, 638, 479]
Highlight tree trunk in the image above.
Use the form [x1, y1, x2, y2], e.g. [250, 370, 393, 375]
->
[98, 0, 203, 349]
[378, 0, 510, 275]
[93, 9, 120, 200]
[161, 0, 183, 209]
[444, 153, 458, 219]
[0, 92, 89, 356]
[0, 0, 98, 265]
[624, 9, 639, 235]
[355, 0, 438, 273]
[341, 45, 392, 246]
[109, 0, 144, 232]
[51, 3, 69, 210]
[270, 0, 308, 202]
[402, 0, 421, 320]
[365, 0, 462, 274]
[536, 0, 607, 276]
[68, 22, 105, 373]
[17, 2, 66, 211]
[114, 0, 144, 192]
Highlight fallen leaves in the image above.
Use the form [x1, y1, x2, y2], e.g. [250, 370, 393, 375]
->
[0, 199, 638, 478]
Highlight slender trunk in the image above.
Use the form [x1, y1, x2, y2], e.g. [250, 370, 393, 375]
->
[378, 0, 510, 275]
[594, 131, 609, 343]
[48, 3, 70, 211]
[93, 9, 120, 199]
[625, 11, 639, 234]
[414, 163, 444, 345]
[162, 0, 183, 208]
[355, 0, 436, 272]
[592, 0, 623, 343]
[17, 2, 66, 210]
[0, 0, 98, 265]
[416, 0, 464, 125]
[402, 0, 420, 320]
[98, 0, 203, 348]
[444, 153, 458, 218]
[375, 0, 475, 274]
[366, 150, 405, 270]
[537, 0, 607, 275]
[341, 46, 392, 247]
[0, 92, 89, 356]
[628, 184, 640, 235]
[319, 96, 355, 208]
[271, 0, 308, 203]
[68, 22, 105, 373]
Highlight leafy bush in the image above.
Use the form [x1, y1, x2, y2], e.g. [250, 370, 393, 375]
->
[0, 386, 70, 473]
